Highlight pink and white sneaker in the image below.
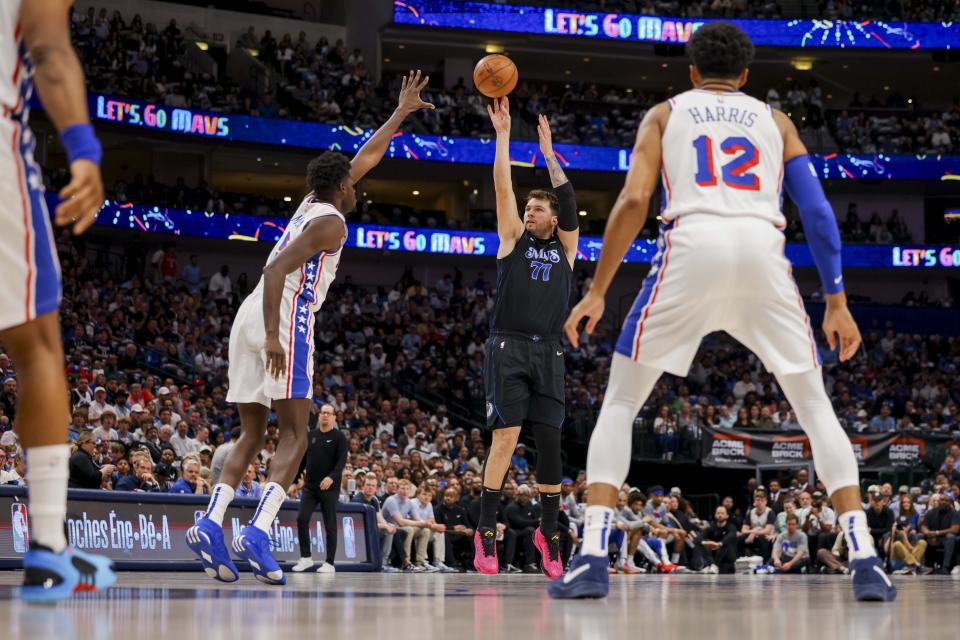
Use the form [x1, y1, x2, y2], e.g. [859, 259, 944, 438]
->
[473, 527, 499, 575]
[534, 528, 563, 580]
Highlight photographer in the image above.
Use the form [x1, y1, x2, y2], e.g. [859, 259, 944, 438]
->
[887, 494, 927, 574]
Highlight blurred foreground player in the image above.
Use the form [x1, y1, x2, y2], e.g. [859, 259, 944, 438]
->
[550, 23, 895, 602]
[187, 71, 434, 584]
[474, 99, 578, 580]
[3, 0, 115, 602]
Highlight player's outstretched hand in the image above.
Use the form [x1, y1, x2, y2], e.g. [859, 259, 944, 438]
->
[486, 96, 511, 135]
[397, 69, 435, 115]
[55, 160, 104, 235]
[265, 335, 286, 380]
[537, 114, 553, 157]
[822, 294, 861, 362]
[564, 290, 604, 348]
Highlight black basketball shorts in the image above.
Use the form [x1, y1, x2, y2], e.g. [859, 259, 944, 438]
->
[483, 334, 565, 429]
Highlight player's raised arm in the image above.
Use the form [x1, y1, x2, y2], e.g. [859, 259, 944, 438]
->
[563, 103, 668, 347]
[261, 215, 345, 379]
[487, 97, 523, 257]
[20, 0, 103, 234]
[774, 109, 860, 362]
[348, 70, 434, 184]
[538, 114, 579, 267]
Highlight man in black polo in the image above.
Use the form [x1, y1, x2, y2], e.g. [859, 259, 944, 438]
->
[475, 101, 579, 581]
[292, 403, 346, 573]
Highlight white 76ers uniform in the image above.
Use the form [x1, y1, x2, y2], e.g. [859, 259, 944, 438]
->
[227, 197, 345, 407]
[615, 89, 820, 376]
[0, 1, 62, 330]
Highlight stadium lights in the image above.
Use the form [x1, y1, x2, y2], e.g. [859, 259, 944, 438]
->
[485, 43, 504, 53]
[578, 210, 587, 216]
[412, 190, 421, 195]
[791, 58, 814, 71]
[283, 196, 292, 202]
[195, 41, 209, 51]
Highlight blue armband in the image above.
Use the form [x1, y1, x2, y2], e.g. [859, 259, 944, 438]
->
[60, 124, 102, 165]
[783, 155, 844, 294]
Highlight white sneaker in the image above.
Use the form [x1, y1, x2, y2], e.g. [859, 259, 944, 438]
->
[316, 562, 336, 574]
[951, 566, 960, 576]
[291, 558, 314, 573]
[417, 562, 440, 573]
[707, 564, 719, 574]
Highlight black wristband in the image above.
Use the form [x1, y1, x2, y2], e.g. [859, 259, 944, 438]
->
[555, 181, 578, 232]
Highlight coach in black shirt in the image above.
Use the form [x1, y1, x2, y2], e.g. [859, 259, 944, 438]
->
[293, 404, 346, 572]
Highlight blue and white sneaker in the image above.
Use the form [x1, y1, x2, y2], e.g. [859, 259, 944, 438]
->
[232, 525, 285, 585]
[850, 557, 897, 602]
[186, 517, 239, 583]
[547, 554, 609, 599]
[21, 545, 116, 603]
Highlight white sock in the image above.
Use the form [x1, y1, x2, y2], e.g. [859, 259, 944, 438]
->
[204, 483, 236, 526]
[250, 482, 285, 532]
[659, 543, 670, 564]
[839, 510, 877, 560]
[25, 445, 69, 552]
[580, 505, 614, 557]
[637, 539, 660, 565]
[671, 553, 680, 563]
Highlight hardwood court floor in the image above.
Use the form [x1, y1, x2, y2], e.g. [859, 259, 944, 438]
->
[1, 571, 957, 640]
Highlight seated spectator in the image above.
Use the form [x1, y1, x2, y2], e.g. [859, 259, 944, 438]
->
[702, 505, 738, 573]
[920, 493, 959, 574]
[774, 498, 799, 534]
[382, 479, 430, 572]
[0, 452, 24, 485]
[353, 474, 401, 572]
[503, 484, 542, 572]
[865, 487, 895, 555]
[68, 432, 115, 489]
[887, 494, 927, 574]
[770, 513, 809, 573]
[435, 486, 474, 571]
[170, 456, 210, 495]
[738, 490, 775, 562]
[115, 450, 161, 492]
[235, 464, 262, 499]
[413, 486, 453, 572]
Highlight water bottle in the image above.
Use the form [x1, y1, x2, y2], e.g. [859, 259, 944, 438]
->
[347, 478, 356, 495]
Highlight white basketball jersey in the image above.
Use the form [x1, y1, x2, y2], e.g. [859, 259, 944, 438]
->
[0, 1, 29, 120]
[660, 89, 785, 227]
[250, 197, 346, 314]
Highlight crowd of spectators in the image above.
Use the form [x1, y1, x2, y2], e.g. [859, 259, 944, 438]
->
[831, 100, 960, 155]
[71, 5, 960, 160]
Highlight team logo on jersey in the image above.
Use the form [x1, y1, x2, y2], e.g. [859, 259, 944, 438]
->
[525, 247, 561, 264]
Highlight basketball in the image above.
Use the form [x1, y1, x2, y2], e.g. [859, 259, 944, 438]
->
[473, 54, 518, 98]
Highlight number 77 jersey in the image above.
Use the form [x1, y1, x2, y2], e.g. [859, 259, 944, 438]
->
[660, 89, 786, 228]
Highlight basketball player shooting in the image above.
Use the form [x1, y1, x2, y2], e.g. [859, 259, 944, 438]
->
[186, 70, 434, 585]
[473, 97, 579, 579]
[3, 0, 116, 602]
[549, 23, 896, 603]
